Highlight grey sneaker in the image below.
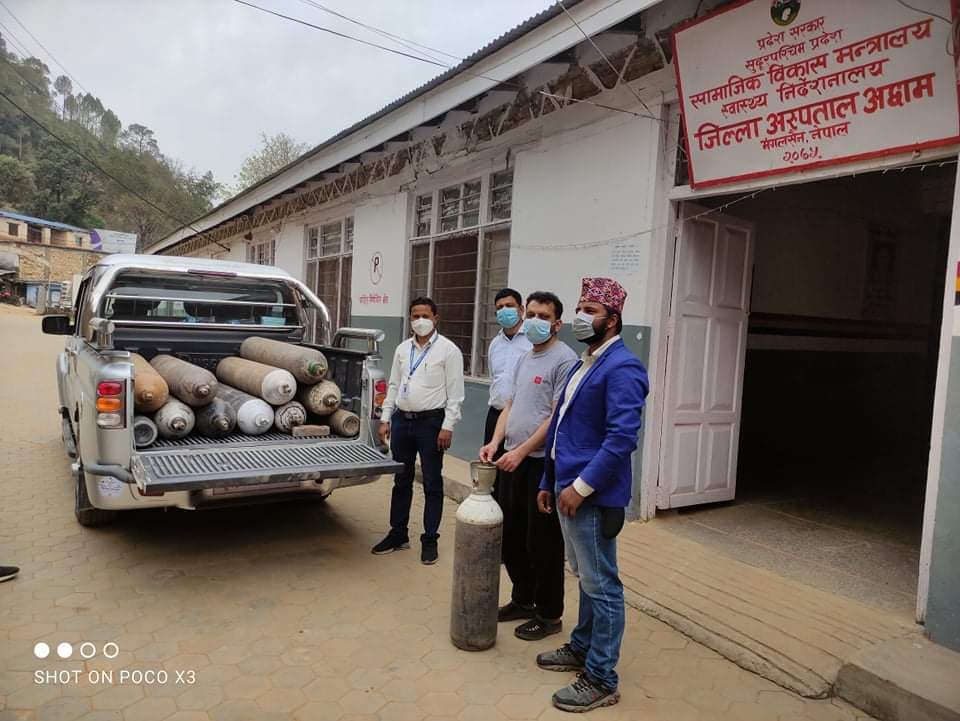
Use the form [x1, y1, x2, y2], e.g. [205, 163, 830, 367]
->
[552, 673, 620, 713]
[536, 643, 586, 672]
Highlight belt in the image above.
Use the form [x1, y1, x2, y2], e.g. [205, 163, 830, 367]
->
[398, 408, 445, 420]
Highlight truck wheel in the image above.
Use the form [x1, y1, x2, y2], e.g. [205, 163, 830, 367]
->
[75, 467, 119, 527]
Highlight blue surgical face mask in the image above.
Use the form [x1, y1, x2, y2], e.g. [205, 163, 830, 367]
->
[523, 317, 553, 345]
[496, 306, 520, 329]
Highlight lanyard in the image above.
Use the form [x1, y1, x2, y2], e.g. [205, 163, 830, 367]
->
[408, 337, 434, 379]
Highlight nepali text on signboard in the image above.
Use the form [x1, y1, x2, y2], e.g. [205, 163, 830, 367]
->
[673, 0, 959, 188]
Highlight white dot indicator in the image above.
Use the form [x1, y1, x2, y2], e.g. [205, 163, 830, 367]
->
[57, 642, 73, 659]
[79, 642, 96, 659]
[33, 642, 50, 659]
[103, 642, 119, 659]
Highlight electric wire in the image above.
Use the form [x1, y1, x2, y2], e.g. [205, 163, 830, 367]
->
[231, 0, 662, 122]
[0, 18, 34, 61]
[893, 0, 952, 24]
[295, 0, 458, 64]
[558, 0, 654, 117]
[0, 0, 89, 94]
[0, 88, 220, 248]
[513, 158, 960, 251]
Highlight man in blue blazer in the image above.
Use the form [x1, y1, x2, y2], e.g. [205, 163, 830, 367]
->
[535, 277, 649, 713]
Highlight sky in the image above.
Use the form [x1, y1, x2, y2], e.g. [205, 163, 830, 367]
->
[4, 0, 557, 185]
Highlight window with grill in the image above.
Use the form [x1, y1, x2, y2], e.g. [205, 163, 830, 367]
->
[407, 170, 513, 377]
[305, 216, 353, 332]
[246, 239, 275, 265]
[7, 223, 18, 236]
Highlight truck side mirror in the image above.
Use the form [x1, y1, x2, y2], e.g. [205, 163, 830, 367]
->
[42, 315, 73, 335]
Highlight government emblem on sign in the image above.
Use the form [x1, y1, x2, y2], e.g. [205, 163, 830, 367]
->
[370, 252, 384, 285]
[771, 0, 801, 26]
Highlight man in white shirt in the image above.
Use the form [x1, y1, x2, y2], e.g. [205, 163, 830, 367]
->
[486, 288, 531, 445]
[373, 297, 466, 565]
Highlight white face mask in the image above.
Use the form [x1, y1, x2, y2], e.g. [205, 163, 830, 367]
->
[411, 318, 435, 337]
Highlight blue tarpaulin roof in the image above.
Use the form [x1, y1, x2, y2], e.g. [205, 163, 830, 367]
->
[0, 209, 87, 233]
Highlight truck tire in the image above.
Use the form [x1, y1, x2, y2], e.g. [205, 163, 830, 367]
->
[75, 469, 119, 527]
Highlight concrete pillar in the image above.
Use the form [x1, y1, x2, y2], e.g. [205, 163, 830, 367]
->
[41, 227, 51, 245]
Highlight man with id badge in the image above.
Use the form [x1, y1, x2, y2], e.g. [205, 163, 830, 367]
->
[373, 297, 465, 565]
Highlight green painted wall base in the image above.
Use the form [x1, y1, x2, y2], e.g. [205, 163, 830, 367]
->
[927, 336, 960, 652]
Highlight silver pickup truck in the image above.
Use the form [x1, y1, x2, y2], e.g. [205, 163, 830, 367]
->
[43, 254, 402, 526]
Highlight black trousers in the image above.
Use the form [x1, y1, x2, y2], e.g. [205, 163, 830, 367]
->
[500, 455, 565, 620]
[484, 406, 505, 502]
[389, 413, 445, 542]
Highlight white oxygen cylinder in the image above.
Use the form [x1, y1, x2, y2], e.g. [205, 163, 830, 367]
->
[216, 384, 274, 435]
[154, 399, 196, 440]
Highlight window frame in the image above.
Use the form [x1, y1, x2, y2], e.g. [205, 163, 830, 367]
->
[304, 214, 354, 332]
[246, 237, 276, 266]
[7, 223, 18, 236]
[407, 169, 514, 379]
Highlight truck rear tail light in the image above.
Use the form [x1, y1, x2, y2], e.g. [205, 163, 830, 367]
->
[96, 397, 123, 413]
[372, 379, 387, 418]
[97, 381, 123, 396]
[96, 379, 126, 429]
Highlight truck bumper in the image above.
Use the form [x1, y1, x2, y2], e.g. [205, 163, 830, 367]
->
[130, 437, 403, 495]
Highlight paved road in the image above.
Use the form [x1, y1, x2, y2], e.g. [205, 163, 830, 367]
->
[0, 306, 872, 721]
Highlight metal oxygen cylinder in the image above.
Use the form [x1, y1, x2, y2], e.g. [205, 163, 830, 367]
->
[216, 384, 273, 435]
[450, 461, 503, 651]
[133, 415, 158, 448]
[150, 354, 218, 407]
[215, 357, 297, 405]
[274, 401, 307, 433]
[297, 379, 342, 416]
[240, 336, 329, 385]
[195, 397, 238, 438]
[328, 408, 360, 438]
[154, 399, 196, 439]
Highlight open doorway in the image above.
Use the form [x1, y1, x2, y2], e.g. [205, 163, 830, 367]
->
[657, 163, 955, 617]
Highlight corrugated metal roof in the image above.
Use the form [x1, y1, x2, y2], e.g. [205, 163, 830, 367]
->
[157, 0, 583, 248]
[0, 209, 87, 233]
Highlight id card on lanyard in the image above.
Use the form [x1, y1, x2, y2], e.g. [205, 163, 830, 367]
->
[401, 337, 434, 399]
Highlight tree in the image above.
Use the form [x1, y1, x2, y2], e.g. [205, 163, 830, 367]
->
[29, 140, 103, 226]
[121, 123, 159, 156]
[0, 155, 35, 209]
[53, 75, 72, 118]
[234, 132, 307, 191]
[99, 109, 121, 146]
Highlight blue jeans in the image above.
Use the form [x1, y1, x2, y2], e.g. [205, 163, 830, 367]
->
[389, 413, 445, 542]
[557, 498, 625, 690]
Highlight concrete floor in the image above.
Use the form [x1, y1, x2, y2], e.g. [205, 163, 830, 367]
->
[656, 474, 922, 618]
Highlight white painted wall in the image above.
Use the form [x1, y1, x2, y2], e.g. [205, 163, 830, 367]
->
[510, 110, 663, 325]
[272, 224, 305, 281]
[352, 192, 408, 318]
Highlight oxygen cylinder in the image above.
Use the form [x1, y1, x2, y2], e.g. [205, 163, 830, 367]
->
[297, 379, 342, 416]
[240, 337, 329, 385]
[154, 399, 196, 440]
[133, 415, 158, 448]
[328, 408, 360, 438]
[216, 357, 297, 405]
[195, 397, 238, 438]
[450, 462, 503, 651]
[274, 401, 307, 433]
[216, 384, 274, 435]
[130, 354, 169, 412]
[150, 354, 218, 407]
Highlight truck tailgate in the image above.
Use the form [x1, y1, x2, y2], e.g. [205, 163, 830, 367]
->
[131, 435, 403, 493]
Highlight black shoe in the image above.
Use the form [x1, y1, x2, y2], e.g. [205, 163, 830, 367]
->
[421, 539, 438, 565]
[371, 533, 409, 555]
[537, 643, 586, 672]
[552, 672, 620, 712]
[497, 601, 535, 622]
[515, 617, 562, 641]
[0, 565, 18, 583]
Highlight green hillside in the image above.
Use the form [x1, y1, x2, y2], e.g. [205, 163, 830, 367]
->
[0, 35, 221, 249]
